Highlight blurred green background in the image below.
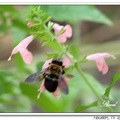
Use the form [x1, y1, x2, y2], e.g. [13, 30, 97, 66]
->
[0, 5, 120, 113]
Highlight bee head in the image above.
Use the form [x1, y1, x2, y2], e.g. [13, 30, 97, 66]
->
[51, 66, 57, 70]
[52, 59, 63, 66]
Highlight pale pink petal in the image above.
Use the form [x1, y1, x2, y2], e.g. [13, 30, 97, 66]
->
[86, 53, 116, 61]
[86, 53, 101, 60]
[95, 59, 103, 72]
[17, 35, 33, 49]
[8, 47, 19, 61]
[8, 35, 33, 64]
[98, 53, 115, 59]
[42, 59, 53, 70]
[20, 49, 33, 64]
[52, 89, 61, 99]
[38, 81, 46, 93]
[53, 23, 72, 43]
[63, 54, 73, 67]
[86, 53, 116, 74]
[57, 34, 67, 43]
[57, 25, 72, 43]
[37, 81, 46, 99]
[96, 58, 108, 74]
[102, 53, 116, 59]
[53, 23, 63, 34]
[64, 25, 72, 38]
[8, 56, 12, 61]
[102, 61, 109, 74]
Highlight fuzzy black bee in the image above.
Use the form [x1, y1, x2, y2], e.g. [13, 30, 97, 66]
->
[25, 59, 69, 95]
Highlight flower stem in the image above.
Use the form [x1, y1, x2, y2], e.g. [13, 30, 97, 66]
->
[65, 51, 114, 112]
[76, 67, 103, 100]
[44, 23, 114, 112]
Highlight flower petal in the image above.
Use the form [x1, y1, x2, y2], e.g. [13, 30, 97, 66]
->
[64, 25, 72, 38]
[52, 89, 61, 99]
[86, 53, 116, 61]
[57, 34, 67, 43]
[53, 23, 72, 43]
[38, 81, 46, 93]
[19, 49, 32, 64]
[8, 35, 33, 63]
[86, 53, 101, 60]
[86, 53, 116, 74]
[96, 58, 108, 74]
[17, 35, 33, 49]
[8, 46, 19, 61]
[42, 59, 53, 70]
[53, 23, 63, 34]
[37, 81, 46, 99]
[102, 61, 108, 74]
[63, 54, 72, 67]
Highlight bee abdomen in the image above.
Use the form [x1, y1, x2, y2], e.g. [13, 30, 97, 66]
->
[44, 74, 58, 92]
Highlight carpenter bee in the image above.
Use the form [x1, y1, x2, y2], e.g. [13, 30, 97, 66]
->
[25, 59, 69, 95]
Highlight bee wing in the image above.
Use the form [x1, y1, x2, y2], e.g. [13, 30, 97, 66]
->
[58, 75, 69, 95]
[24, 71, 45, 83]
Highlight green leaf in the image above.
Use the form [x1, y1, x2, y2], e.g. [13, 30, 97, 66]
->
[41, 5, 113, 26]
[0, 98, 22, 106]
[46, 52, 62, 59]
[0, 6, 18, 15]
[69, 44, 80, 60]
[14, 53, 26, 72]
[74, 100, 98, 112]
[46, 41, 63, 52]
[11, 27, 27, 44]
[0, 6, 19, 33]
[27, 6, 50, 25]
[0, 70, 14, 78]
[104, 72, 120, 98]
[36, 61, 44, 71]
[41, 40, 50, 46]
[47, 21, 54, 30]
[12, 18, 29, 33]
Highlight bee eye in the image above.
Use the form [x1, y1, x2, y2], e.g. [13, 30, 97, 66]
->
[51, 66, 57, 70]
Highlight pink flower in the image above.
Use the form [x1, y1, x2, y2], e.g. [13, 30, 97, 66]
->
[53, 23, 72, 43]
[27, 22, 33, 28]
[38, 55, 72, 99]
[86, 53, 116, 74]
[8, 35, 34, 64]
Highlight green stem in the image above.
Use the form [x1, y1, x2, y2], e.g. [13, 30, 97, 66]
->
[65, 52, 114, 112]
[77, 67, 115, 112]
[76, 67, 103, 101]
